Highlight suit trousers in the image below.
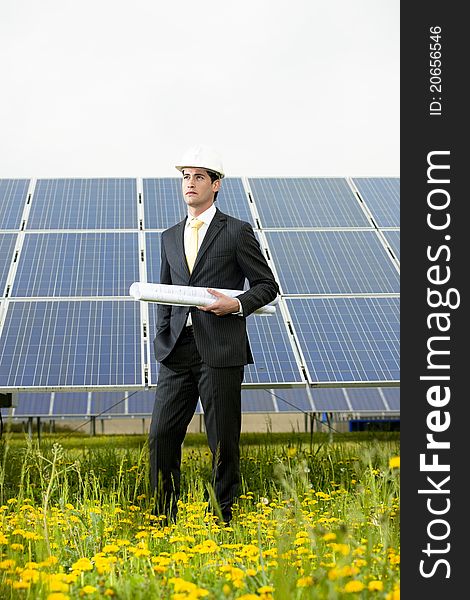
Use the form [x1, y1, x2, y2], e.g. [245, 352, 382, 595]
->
[149, 326, 244, 522]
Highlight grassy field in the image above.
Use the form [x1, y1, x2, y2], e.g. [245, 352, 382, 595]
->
[0, 432, 400, 599]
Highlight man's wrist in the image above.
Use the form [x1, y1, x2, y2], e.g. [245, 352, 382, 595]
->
[233, 299, 244, 316]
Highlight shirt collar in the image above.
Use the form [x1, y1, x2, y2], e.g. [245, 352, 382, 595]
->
[186, 204, 216, 227]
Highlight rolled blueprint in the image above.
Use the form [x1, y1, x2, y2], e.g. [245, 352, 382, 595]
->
[129, 282, 277, 315]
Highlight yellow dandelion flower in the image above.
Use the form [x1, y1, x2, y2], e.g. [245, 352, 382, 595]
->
[0, 532, 9, 544]
[80, 584, 97, 595]
[102, 544, 120, 554]
[49, 580, 69, 593]
[23, 531, 42, 540]
[344, 580, 365, 593]
[72, 557, 93, 572]
[389, 456, 400, 469]
[222, 583, 231, 596]
[0, 559, 15, 570]
[386, 590, 400, 600]
[368, 580, 384, 591]
[13, 581, 31, 590]
[354, 558, 367, 568]
[104, 590, 115, 596]
[297, 576, 314, 587]
[328, 543, 350, 556]
[237, 595, 259, 600]
[172, 551, 189, 564]
[322, 532, 336, 541]
[10, 543, 24, 551]
[47, 593, 70, 600]
[257, 585, 275, 594]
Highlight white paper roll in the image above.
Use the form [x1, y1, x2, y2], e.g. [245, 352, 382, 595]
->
[129, 282, 277, 315]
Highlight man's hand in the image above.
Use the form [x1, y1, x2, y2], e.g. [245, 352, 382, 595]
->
[198, 289, 240, 316]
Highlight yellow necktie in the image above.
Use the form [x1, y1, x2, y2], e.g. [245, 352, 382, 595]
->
[186, 219, 204, 273]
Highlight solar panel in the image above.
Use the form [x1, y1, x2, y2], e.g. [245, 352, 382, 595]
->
[286, 297, 400, 385]
[53, 392, 89, 416]
[345, 387, 388, 411]
[0, 176, 399, 420]
[265, 231, 400, 294]
[309, 388, 350, 412]
[270, 388, 314, 412]
[0, 300, 143, 389]
[128, 389, 155, 415]
[12, 393, 52, 416]
[249, 178, 371, 228]
[241, 389, 277, 412]
[27, 179, 138, 229]
[12, 233, 140, 297]
[382, 387, 400, 411]
[90, 391, 127, 415]
[0, 179, 29, 230]
[216, 178, 254, 225]
[0, 234, 16, 293]
[143, 178, 184, 230]
[351, 177, 400, 227]
[145, 232, 162, 285]
[244, 310, 305, 385]
[382, 229, 400, 262]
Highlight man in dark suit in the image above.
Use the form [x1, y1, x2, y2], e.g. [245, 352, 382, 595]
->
[149, 145, 279, 524]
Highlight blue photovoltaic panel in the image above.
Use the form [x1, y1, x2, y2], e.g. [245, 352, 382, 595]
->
[244, 310, 304, 385]
[53, 392, 89, 415]
[143, 178, 184, 229]
[273, 388, 314, 413]
[0, 234, 16, 293]
[265, 231, 400, 294]
[216, 178, 254, 225]
[382, 230, 400, 262]
[0, 300, 142, 389]
[351, 177, 400, 227]
[128, 390, 155, 415]
[27, 179, 138, 229]
[286, 297, 400, 384]
[0, 179, 29, 230]
[345, 388, 388, 411]
[143, 178, 254, 230]
[12, 233, 139, 297]
[383, 387, 400, 411]
[145, 232, 162, 284]
[90, 392, 127, 415]
[249, 178, 371, 228]
[310, 388, 349, 412]
[241, 389, 276, 412]
[12, 393, 52, 416]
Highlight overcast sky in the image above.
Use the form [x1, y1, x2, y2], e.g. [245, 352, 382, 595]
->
[0, 0, 399, 179]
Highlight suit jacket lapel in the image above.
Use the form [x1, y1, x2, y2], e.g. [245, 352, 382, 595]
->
[171, 218, 190, 277]
[191, 209, 227, 275]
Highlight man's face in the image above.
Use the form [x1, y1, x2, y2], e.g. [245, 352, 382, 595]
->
[182, 168, 220, 215]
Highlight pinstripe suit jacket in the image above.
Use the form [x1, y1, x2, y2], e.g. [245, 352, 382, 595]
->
[153, 208, 279, 367]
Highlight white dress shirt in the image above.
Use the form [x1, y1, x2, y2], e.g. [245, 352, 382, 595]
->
[185, 204, 242, 326]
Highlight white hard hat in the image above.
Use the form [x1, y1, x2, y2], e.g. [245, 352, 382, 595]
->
[175, 145, 225, 179]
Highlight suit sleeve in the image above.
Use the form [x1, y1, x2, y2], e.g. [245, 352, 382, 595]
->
[235, 223, 279, 317]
